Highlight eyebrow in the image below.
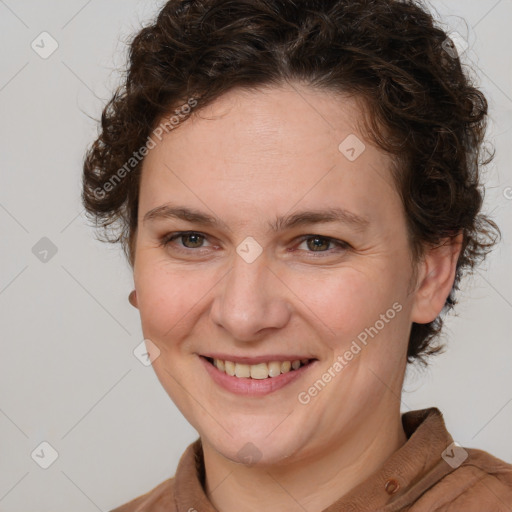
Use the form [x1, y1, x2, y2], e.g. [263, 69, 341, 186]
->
[143, 204, 370, 232]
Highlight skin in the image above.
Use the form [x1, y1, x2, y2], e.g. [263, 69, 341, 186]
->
[129, 82, 462, 512]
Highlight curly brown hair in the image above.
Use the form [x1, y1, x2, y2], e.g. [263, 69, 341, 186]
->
[82, 0, 500, 364]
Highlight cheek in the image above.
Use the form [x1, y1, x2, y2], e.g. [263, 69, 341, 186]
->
[294, 269, 399, 342]
[134, 258, 213, 342]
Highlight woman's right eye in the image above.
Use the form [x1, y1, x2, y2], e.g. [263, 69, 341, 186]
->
[159, 231, 212, 251]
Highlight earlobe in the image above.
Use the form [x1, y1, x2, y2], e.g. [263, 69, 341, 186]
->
[411, 233, 463, 324]
[129, 289, 139, 308]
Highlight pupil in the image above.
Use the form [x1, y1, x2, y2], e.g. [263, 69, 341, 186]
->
[309, 237, 327, 251]
[185, 234, 202, 248]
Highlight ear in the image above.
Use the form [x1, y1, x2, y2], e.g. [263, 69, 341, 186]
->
[411, 233, 463, 324]
[129, 290, 139, 309]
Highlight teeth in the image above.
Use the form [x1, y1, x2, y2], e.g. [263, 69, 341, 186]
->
[211, 358, 311, 379]
[250, 363, 269, 380]
[225, 360, 236, 376]
[281, 361, 291, 373]
[235, 363, 251, 378]
[268, 361, 281, 377]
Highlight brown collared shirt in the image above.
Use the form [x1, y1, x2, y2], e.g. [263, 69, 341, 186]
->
[111, 408, 512, 511]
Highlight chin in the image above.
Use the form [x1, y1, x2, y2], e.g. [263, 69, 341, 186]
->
[202, 422, 312, 468]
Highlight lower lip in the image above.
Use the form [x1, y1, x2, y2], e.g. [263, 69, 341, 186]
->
[199, 356, 317, 396]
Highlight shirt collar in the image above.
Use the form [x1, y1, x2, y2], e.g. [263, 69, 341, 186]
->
[174, 408, 457, 512]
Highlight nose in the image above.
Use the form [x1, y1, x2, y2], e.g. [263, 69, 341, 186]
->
[209, 251, 292, 342]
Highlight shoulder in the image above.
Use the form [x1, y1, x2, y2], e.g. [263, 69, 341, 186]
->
[108, 477, 176, 512]
[108, 438, 203, 512]
[412, 448, 512, 511]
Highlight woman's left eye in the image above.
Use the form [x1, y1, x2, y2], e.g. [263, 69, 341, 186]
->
[159, 232, 350, 255]
[295, 235, 350, 254]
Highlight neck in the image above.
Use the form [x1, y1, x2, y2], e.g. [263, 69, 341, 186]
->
[202, 407, 407, 512]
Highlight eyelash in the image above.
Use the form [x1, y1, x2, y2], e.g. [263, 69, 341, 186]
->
[158, 231, 351, 257]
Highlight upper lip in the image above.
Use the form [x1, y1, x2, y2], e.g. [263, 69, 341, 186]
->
[201, 354, 317, 365]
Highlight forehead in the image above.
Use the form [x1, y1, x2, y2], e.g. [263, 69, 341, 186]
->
[139, 84, 399, 230]
[159, 85, 368, 167]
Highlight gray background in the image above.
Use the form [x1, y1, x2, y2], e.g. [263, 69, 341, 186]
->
[0, 0, 511, 510]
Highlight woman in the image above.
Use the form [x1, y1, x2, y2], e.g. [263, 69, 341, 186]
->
[82, 0, 512, 510]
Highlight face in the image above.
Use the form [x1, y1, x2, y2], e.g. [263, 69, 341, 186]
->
[132, 83, 422, 466]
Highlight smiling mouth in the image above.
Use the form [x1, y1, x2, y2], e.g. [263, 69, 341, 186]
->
[204, 356, 316, 379]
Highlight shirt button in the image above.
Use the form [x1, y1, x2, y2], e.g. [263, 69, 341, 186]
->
[385, 478, 400, 495]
